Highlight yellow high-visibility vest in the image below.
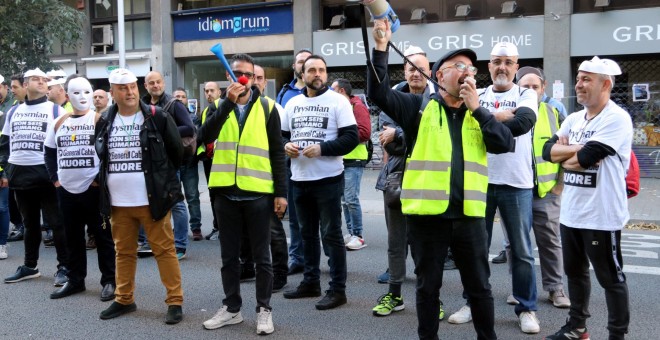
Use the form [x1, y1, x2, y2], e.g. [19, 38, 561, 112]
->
[400, 102, 488, 216]
[208, 97, 275, 193]
[533, 102, 560, 198]
[343, 143, 368, 160]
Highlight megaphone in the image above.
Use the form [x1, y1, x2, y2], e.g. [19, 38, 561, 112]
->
[361, 0, 400, 33]
[210, 43, 237, 82]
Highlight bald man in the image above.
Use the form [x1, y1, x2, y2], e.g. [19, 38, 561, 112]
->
[93, 89, 110, 114]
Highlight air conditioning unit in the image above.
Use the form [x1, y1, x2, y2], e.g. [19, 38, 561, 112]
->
[92, 25, 113, 46]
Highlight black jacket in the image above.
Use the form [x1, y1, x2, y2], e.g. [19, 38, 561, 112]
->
[367, 49, 514, 218]
[142, 93, 195, 138]
[199, 86, 287, 198]
[95, 102, 184, 221]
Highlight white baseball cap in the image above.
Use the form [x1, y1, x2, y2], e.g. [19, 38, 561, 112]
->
[47, 77, 66, 87]
[24, 68, 48, 78]
[46, 69, 67, 79]
[404, 45, 426, 57]
[578, 56, 622, 76]
[490, 42, 519, 57]
[108, 68, 138, 84]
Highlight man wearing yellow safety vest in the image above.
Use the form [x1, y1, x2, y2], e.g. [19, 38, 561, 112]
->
[367, 19, 514, 340]
[199, 54, 287, 335]
[330, 78, 371, 251]
[516, 66, 571, 309]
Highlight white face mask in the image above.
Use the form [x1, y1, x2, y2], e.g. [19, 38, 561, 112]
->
[67, 78, 93, 111]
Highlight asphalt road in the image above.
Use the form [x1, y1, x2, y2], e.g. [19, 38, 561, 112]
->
[1, 169, 658, 339]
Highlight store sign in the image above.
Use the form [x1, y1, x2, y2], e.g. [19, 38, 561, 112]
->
[85, 59, 150, 79]
[571, 7, 660, 56]
[173, 4, 293, 42]
[313, 17, 544, 67]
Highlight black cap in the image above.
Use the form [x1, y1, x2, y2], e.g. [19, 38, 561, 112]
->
[516, 66, 545, 82]
[431, 49, 478, 81]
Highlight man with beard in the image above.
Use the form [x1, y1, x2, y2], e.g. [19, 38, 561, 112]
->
[447, 42, 539, 334]
[142, 71, 195, 260]
[44, 76, 116, 301]
[367, 19, 514, 339]
[200, 53, 286, 335]
[276, 49, 312, 276]
[282, 55, 359, 310]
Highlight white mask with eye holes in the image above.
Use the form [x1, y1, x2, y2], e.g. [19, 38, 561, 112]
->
[67, 77, 93, 111]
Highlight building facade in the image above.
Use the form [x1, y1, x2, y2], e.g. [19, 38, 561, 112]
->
[50, 0, 660, 176]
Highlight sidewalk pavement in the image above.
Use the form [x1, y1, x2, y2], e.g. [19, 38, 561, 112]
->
[359, 169, 660, 224]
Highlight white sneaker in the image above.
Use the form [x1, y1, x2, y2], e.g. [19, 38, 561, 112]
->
[519, 311, 540, 334]
[507, 294, 520, 305]
[203, 305, 243, 330]
[256, 307, 274, 335]
[447, 305, 472, 324]
[346, 235, 367, 250]
[343, 234, 352, 245]
[0, 244, 7, 260]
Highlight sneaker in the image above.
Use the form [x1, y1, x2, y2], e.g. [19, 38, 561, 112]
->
[519, 311, 540, 334]
[343, 234, 352, 245]
[176, 248, 186, 260]
[507, 294, 520, 305]
[0, 244, 7, 260]
[7, 226, 24, 242]
[53, 266, 68, 287]
[86, 235, 97, 250]
[240, 265, 256, 282]
[43, 230, 54, 248]
[4, 265, 41, 283]
[192, 229, 203, 241]
[346, 235, 366, 250]
[315, 290, 347, 310]
[377, 269, 390, 284]
[203, 305, 243, 330]
[545, 321, 590, 340]
[372, 293, 405, 316]
[439, 300, 445, 321]
[137, 243, 153, 258]
[448, 305, 472, 324]
[549, 289, 571, 308]
[205, 229, 219, 241]
[256, 307, 274, 335]
[283, 282, 322, 299]
[492, 250, 507, 264]
[272, 275, 287, 292]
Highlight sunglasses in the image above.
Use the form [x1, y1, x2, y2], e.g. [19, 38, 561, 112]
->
[232, 71, 254, 78]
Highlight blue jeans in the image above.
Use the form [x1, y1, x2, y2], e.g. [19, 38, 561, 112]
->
[0, 187, 9, 245]
[293, 176, 347, 292]
[341, 166, 364, 237]
[180, 161, 202, 231]
[286, 167, 304, 267]
[485, 184, 537, 314]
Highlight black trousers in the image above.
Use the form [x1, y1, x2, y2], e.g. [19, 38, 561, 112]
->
[57, 186, 116, 287]
[14, 186, 67, 269]
[215, 194, 273, 312]
[241, 213, 289, 278]
[8, 188, 22, 226]
[407, 216, 496, 340]
[202, 159, 218, 231]
[561, 225, 629, 339]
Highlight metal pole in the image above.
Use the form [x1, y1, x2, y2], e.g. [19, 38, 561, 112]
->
[117, 0, 126, 68]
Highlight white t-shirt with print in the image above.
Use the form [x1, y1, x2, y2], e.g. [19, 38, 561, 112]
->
[282, 90, 356, 181]
[2, 101, 64, 166]
[106, 111, 149, 206]
[44, 111, 100, 194]
[555, 100, 632, 231]
[479, 84, 538, 189]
